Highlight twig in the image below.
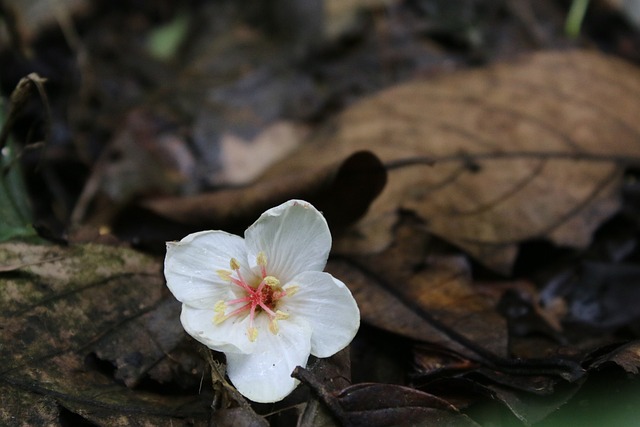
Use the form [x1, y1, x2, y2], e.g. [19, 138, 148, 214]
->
[338, 257, 586, 382]
[292, 366, 353, 427]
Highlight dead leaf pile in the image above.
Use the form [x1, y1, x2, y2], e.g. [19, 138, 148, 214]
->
[3, 40, 640, 426]
[325, 217, 599, 425]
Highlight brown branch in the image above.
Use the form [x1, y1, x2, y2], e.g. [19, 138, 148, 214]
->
[292, 366, 353, 427]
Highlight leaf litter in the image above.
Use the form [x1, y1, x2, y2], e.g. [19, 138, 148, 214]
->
[2, 0, 640, 425]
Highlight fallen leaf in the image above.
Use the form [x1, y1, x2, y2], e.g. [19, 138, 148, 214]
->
[137, 150, 386, 242]
[211, 407, 269, 427]
[71, 109, 195, 225]
[562, 261, 640, 329]
[337, 383, 481, 427]
[414, 340, 640, 425]
[297, 349, 354, 427]
[589, 340, 640, 374]
[265, 49, 640, 272]
[0, 242, 209, 425]
[485, 380, 582, 425]
[217, 121, 307, 185]
[1, 0, 90, 44]
[0, 383, 59, 426]
[421, 375, 583, 427]
[293, 367, 481, 427]
[324, 0, 393, 40]
[91, 297, 184, 388]
[329, 219, 509, 359]
[334, 217, 587, 407]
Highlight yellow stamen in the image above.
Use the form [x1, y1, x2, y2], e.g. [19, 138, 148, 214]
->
[269, 311, 289, 334]
[284, 285, 299, 297]
[248, 326, 258, 342]
[263, 276, 280, 288]
[257, 251, 267, 267]
[275, 310, 289, 320]
[217, 269, 232, 281]
[269, 319, 279, 334]
[230, 258, 241, 271]
[213, 300, 227, 324]
[214, 300, 226, 313]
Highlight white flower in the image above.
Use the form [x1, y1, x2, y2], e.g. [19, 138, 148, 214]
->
[164, 199, 360, 403]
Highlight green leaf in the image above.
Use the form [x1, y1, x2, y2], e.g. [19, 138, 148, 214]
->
[0, 101, 38, 242]
[147, 12, 189, 60]
[565, 0, 590, 38]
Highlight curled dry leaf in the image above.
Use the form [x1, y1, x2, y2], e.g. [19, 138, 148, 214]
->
[485, 379, 583, 425]
[217, 121, 306, 185]
[422, 375, 583, 427]
[265, 50, 640, 272]
[337, 383, 481, 427]
[294, 367, 481, 427]
[141, 150, 386, 237]
[589, 340, 640, 374]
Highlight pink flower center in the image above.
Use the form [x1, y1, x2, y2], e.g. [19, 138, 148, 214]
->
[215, 252, 297, 341]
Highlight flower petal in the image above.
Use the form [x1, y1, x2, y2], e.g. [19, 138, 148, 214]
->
[245, 200, 331, 283]
[165, 230, 252, 308]
[225, 314, 312, 403]
[282, 271, 360, 358]
[180, 305, 257, 354]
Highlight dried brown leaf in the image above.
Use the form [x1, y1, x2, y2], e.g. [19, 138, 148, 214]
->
[337, 383, 481, 427]
[330, 221, 509, 359]
[297, 349, 353, 427]
[0, 242, 209, 425]
[294, 367, 481, 427]
[485, 380, 582, 425]
[91, 297, 185, 387]
[211, 407, 270, 427]
[266, 50, 640, 272]
[141, 150, 386, 236]
[422, 375, 583, 427]
[217, 121, 307, 185]
[590, 340, 640, 374]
